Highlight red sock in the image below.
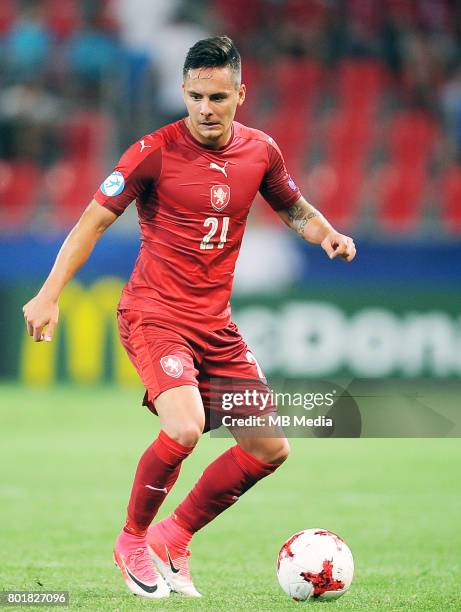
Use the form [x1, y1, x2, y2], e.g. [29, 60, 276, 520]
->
[124, 430, 194, 536]
[173, 445, 279, 533]
[153, 514, 193, 553]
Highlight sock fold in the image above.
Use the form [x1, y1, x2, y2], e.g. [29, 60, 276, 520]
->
[154, 429, 195, 465]
[231, 444, 278, 478]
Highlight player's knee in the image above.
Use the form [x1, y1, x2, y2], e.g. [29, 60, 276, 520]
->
[247, 438, 290, 465]
[270, 438, 290, 465]
[172, 421, 204, 447]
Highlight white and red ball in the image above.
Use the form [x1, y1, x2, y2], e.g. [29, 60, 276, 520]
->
[276, 529, 354, 602]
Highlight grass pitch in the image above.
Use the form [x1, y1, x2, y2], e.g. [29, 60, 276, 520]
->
[1, 384, 460, 610]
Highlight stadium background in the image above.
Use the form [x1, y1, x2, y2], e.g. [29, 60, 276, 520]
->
[1, 0, 460, 383]
[1, 1, 460, 609]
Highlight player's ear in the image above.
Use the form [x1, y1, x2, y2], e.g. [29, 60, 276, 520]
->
[238, 84, 246, 106]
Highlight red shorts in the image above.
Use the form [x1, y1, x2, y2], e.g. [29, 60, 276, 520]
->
[117, 310, 274, 431]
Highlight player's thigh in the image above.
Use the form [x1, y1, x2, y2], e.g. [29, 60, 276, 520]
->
[154, 385, 205, 446]
[204, 320, 266, 381]
[202, 321, 278, 435]
[117, 309, 205, 444]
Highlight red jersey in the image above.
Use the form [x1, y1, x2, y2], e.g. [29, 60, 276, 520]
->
[94, 119, 301, 330]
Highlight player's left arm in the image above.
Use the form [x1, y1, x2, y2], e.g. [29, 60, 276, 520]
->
[277, 196, 356, 262]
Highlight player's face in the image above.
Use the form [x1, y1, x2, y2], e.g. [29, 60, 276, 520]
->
[183, 66, 245, 149]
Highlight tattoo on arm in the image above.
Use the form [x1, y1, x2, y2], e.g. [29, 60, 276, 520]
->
[286, 204, 319, 235]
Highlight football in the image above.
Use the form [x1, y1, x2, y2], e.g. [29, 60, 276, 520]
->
[276, 529, 354, 602]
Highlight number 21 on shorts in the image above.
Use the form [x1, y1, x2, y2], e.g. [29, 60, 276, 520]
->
[200, 217, 230, 250]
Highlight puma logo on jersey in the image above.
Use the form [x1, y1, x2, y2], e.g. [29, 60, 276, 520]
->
[209, 161, 229, 177]
[139, 139, 152, 153]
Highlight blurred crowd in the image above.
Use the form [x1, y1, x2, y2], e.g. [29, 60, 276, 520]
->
[0, 0, 460, 235]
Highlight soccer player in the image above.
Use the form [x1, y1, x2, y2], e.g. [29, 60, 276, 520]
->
[23, 36, 356, 599]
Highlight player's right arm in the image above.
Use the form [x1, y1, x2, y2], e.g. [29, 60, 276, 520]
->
[23, 200, 117, 342]
[23, 133, 161, 342]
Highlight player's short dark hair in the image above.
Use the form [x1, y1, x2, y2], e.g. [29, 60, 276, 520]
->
[183, 36, 241, 83]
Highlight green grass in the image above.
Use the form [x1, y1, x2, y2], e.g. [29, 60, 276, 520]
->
[0, 384, 460, 610]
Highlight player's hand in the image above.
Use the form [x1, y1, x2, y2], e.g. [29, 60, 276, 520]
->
[22, 295, 59, 342]
[321, 231, 356, 262]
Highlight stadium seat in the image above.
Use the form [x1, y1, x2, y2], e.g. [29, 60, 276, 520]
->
[0, 160, 40, 229]
[336, 59, 386, 115]
[261, 60, 319, 167]
[44, 160, 101, 228]
[324, 109, 374, 167]
[273, 58, 323, 112]
[304, 161, 363, 228]
[215, 0, 264, 37]
[440, 166, 461, 233]
[375, 161, 426, 232]
[263, 108, 310, 171]
[236, 58, 264, 126]
[0, 0, 17, 35]
[43, 0, 81, 39]
[282, 0, 327, 24]
[388, 110, 438, 167]
[59, 110, 110, 162]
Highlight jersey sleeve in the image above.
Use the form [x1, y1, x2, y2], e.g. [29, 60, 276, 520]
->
[259, 140, 301, 211]
[93, 134, 163, 215]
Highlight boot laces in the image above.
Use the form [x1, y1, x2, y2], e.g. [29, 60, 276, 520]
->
[127, 546, 156, 581]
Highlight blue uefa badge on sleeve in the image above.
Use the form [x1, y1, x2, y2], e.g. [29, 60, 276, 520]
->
[288, 176, 297, 191]
[101, 171, 125, 196]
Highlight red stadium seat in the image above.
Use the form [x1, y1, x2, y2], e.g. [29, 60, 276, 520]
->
[282, 0, 327, 24]
[263, 108, 310, 172]
[236, 59, 264, 126]
[273, 58, 323, 112]
[336, 59, 386, 115]
[324, 109, 374, 167]
[375, 161, 426, 232]
[43, 0, 81, 38]
[304, 161, 363, 228]
[0, 0, 17, 35]
[44, 160, 101, 228]
[59, 110, 110, 162]
[0, 161, 40, 229]
[440, 167, 461, 233]
[388, 111, 438, 167]
[215, 0, 264, 37]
